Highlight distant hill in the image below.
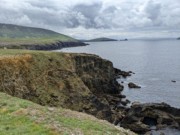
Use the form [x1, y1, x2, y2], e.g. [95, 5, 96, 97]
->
[0, 23, 80, 47]
[84, 37, 118, 42]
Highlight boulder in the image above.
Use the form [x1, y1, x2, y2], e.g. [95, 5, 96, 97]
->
[171, 80, 176, 83]
[128, 82, 141, 88]
[114, 68, 133, 78]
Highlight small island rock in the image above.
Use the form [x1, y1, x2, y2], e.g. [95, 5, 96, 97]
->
[128, 82, 141, 88]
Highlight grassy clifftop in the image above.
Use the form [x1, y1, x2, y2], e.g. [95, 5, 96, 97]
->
[0, 23, 78, 46]
[0, 92, 134, 135]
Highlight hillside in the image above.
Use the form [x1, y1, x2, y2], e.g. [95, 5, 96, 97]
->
[0, 23, 85, 49]
[84, 37, 117, 42]
[0, 92, 135, 135]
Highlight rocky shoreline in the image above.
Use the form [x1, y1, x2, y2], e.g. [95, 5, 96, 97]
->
[113, 69, 180, 134]
[25, 41, 87, 50]
[0, 51, 179, 134]
[1, 41, 87, 50]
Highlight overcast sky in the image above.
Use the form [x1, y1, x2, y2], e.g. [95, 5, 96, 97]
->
[0, 0, 180, 39]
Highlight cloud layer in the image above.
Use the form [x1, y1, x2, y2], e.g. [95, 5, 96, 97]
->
[0, 0, 180, 39]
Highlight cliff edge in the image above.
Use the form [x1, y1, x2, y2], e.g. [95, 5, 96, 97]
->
[0, 49, 126, 124]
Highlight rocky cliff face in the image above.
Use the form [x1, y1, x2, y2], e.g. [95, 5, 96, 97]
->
[73, 54, 123, 95]
[0, 51, 125, 123]
[121, 103, 180, 134]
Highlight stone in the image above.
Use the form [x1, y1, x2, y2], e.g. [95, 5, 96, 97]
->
[121, 103, 180, 134]
[114, 68, 133, 78]
[171, 80, 176, 83]
[128, 82, 141, 88]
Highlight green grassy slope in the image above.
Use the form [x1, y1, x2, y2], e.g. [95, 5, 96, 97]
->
[0, 92, 135, 135]
[0, 23, 77, 45]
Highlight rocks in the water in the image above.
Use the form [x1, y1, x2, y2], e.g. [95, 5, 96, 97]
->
[121, 99, 131, 106]
[114, 68, 133, 78]
[121, 103, 180, 134]
[128, 82, 141, 88]
[171, 80, 176, 83]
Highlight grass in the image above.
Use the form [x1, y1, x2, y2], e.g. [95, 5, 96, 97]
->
[0, 23, 77, 46]
[0, 36, 76, 46]
[0, 92, 135, 135]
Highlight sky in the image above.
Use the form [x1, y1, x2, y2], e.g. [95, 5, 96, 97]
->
[0, 0, 180, 39]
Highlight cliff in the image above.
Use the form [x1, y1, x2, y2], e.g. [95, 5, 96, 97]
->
[0, 49, 126, 123]
[1, 49, 179, 134]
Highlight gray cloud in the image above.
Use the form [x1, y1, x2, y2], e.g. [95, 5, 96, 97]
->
[0, 0, 180, 39]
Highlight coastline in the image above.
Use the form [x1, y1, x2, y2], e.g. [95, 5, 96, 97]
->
[0, 41, 87, 50]
[0, 49, 179, 134]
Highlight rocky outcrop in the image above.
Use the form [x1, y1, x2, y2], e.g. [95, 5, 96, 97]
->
[73, 55, 124, 94]
[114, 68, 134, 78]
[128, 82, 141, 89]
[121, 103, 180, 134]
[71, 54, 126, 122]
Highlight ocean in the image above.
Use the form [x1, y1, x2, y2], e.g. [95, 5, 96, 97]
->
[55, 39, 180, 108]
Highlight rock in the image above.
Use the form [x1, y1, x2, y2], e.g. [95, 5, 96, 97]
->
[129, 71, 135, 74]
[171, 80, 176, 83]
[119, 94, 126, 99]
[128, 82, 141, 88]
[114, 68, 132, 78]
[121, 103, 180, 134]
[48, 107, 55, 111]
[132, 101, 141, 106]
[121, 99, 131, 106]
[112, 94, 126, 99]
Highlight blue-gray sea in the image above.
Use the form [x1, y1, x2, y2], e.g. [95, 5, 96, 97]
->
[57, 39, 180, 108]
[55, 39, 180, 135]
